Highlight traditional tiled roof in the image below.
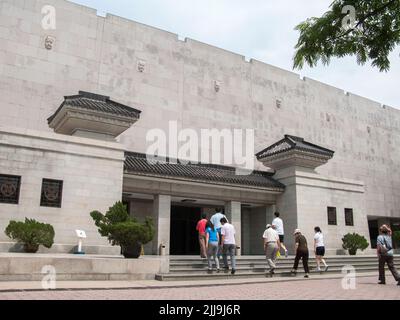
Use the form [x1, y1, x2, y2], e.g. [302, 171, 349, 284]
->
[256, 135, 334, 160]
[47, 91, 141, 123]
[124, 152, 285, 191]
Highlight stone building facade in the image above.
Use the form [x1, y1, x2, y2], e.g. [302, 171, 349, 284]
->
[0, 0, 399, 255]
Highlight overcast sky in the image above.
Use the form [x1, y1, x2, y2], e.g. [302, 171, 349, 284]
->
[70, 0, 400, 109]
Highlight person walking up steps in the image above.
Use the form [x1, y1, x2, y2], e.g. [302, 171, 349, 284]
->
[263, 224, 280, 275]
[377, 224, 400, 285]
[196, 213, 208, 259]
[210, 208, 226, 258]
[205, 220, 220, 273]
[220, 217, 236, 275]
[314, 227, 329, 272]
[272, 212, 288, 258]
[291, 229, 310, 278]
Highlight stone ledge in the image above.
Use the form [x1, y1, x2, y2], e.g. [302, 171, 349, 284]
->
[277, 171, 365, 193]
[0, 253, 169, 281]
[0, 126, 125, 152]
[0, 242, 121, 255]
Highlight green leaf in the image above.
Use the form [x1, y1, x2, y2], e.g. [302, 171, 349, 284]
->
[293, 0, 400, 71]
[5, 218, 55, 250]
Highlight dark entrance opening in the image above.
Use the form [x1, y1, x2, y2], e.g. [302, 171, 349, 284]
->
[170, 205, 202, 255]
[368, 219, 379, 249]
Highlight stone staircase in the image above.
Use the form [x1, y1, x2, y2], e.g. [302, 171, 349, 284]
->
[155, 255, 400, 281]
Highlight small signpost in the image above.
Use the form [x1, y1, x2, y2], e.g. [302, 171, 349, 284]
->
[74, 229, 86, 255]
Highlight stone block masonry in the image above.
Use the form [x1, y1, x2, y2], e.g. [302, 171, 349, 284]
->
[0, 126, 125, 251]
[0, 0, 399, 257]
[0, 0, 398, 223]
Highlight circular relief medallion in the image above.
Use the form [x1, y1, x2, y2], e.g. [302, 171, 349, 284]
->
[44, 185, 59, 201]
[0, 182, 17, 197]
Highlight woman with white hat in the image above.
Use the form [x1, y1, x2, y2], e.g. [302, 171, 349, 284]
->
[290, 229, 310, 278]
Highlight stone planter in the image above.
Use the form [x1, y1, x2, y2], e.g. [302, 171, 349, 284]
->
[121, 242, 142, 259]
[348, 249, 358, 255]
[23, 243, 39, 253]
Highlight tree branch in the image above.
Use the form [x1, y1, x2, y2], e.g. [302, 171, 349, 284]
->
[331, 0, 399, 41]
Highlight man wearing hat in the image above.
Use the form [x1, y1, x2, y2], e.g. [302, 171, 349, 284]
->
[291, 229, 310, 278]
[262, 224, 281, 274]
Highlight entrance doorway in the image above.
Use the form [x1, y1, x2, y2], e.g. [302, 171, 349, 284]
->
[368, 219, 379, 249]
[170, 205, 202, 255]
[368, 218, 400, 249]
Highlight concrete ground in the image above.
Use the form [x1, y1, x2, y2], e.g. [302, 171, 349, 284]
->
[0, 272, 399, 300]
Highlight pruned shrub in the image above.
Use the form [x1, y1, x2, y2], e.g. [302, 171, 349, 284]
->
[342, 233, 369, 255]
[5, 218, 55, 253]
[90, 201, 154, 258]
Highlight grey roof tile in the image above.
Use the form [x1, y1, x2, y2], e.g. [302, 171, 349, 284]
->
[256, 135, 334, 159]
[124, 152, 285, 190]
[47, 91, 141, 123]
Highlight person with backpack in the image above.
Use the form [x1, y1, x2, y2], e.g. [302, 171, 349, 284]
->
[205, 220, 220, 273]
[377, 224, 400, 285]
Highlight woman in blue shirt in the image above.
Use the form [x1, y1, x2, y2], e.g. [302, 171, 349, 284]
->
[205, 220, 220, 272]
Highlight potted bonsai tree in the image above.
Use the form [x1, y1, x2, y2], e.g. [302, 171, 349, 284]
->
[342, 233, 369, 255]
[5, 218, 55, 253]
[90, 201, 154, 258]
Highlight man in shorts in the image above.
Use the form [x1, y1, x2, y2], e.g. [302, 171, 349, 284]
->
[272, 211, 288, 258]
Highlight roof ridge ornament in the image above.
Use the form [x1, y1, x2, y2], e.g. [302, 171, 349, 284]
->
[78, 91, 110, 102]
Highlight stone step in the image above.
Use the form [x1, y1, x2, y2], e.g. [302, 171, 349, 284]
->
[170, 259, 386, 265]
[169, 257, 400, 264]
[169, 262, 384, 273]
[155, 266, 379, 281]
[168, 255, 390, 260]
[157, 255, 400, 281]
[169, 258, 400, 269]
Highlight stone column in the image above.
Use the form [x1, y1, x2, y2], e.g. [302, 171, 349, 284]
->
[224, 201, 241, 254]
[266, 204, 276, 226]
[153, 195, 171, 255]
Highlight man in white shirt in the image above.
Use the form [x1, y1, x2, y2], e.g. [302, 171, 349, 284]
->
[263, 224, 281, 274]
[220, 217, 236, 275]
[210, 208, 226, 258]
[272, 212, 288, 258]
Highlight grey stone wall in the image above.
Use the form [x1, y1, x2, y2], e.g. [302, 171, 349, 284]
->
[128, 198, 155, 255]
[248, 207, 268, 255]
[0, 0, 399, 225]
[0, 126, 125, 250]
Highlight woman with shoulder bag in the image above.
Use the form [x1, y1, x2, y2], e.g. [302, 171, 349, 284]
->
[377, 224, 400, 285]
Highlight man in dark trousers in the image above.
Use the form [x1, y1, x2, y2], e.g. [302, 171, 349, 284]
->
[291, 229, 310, 278]
[377, 224, 400, 285]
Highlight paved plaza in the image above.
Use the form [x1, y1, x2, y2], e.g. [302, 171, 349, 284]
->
[0, 275, 398, 300]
